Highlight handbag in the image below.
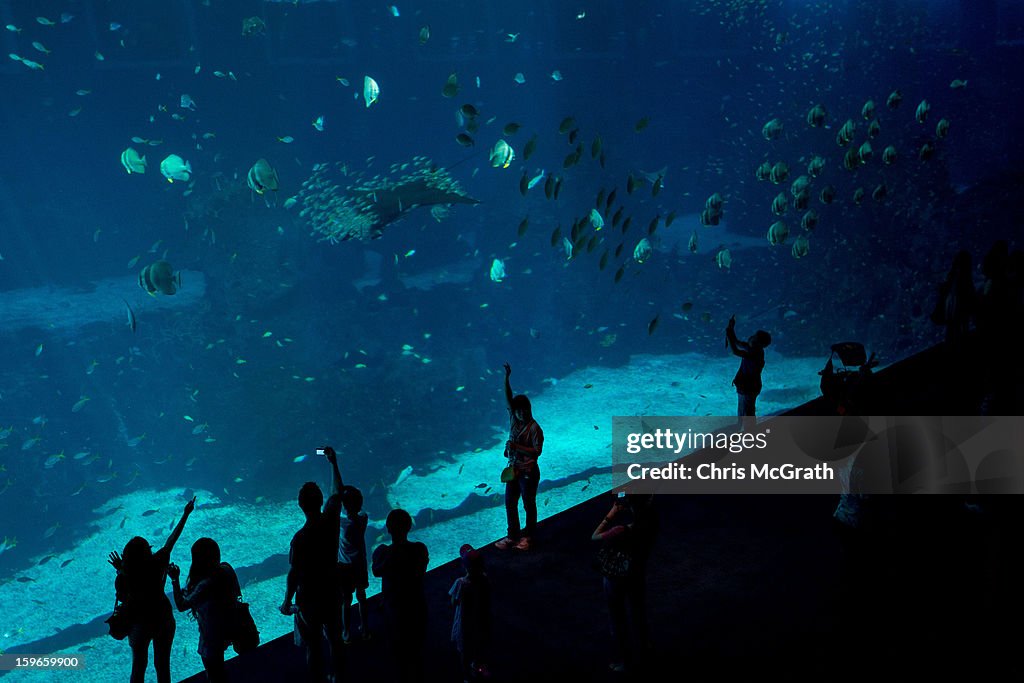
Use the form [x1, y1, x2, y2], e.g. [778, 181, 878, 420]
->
[500, 465, 517, 483]
[597, 545, 631, 579]
[230, 600, 260, 654]
[105, 597, 132, 640]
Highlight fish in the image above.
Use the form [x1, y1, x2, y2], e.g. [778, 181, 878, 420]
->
[489, 258, 506, 283]
[503, 122, 521, 136]
[43, 522, 60, 538]
[517, 217, 529, 236]
[121, 298, 137, 332]
[634, 117, 650, 132]
[523, 135, 538, 160]
[278, 136, 295, 144]
[647, 215, 660, 236]
[139, 260, 181, 295]
[935, 118, 950, 139]
[861, 99, 875, 120]
[489, 140, 515, 169]
[120, 147, 147, 174]
[60, 559, 74, 568]
[715, 248, 732, 270]
[806, 156, 826, 178]
[5, 24, 20, 33]
[159, 154, 191, 182]
[513, 72, 526, 85]
[648, 315, 660, 335]
[36, 16, 56, 26]
[915, 99, 930, 123]
[35, 343, 43, 357]
[31, 41, 51, 55]
[761, 118, 784, 140]
[806, 104, 827, 127]
[614, 266, 625, 283]
[392, 465, 413, 488]
[886, 89, 903, 109]
[142, 509, 159, 517]
[312, 115, 325, 131]
[836, 119, 856, 147]
[772, 192, 788, 216]
[634, 238, 653, 263]
[442, 73, 459, 98]
[180, 94, 197, 110]
[455, 133, 474, 147]
[363, 76, 380, 107]
[589, 209, 604, 230]
[460, 103, 479, 118]
[247, 159, 280, 195]
[767, 221, 789, 245]
[688, 231, 699, 253]
[71, 396, 90, 413]
[126, 434, 146, 447]
[419, 25, 430, 44]
[550, 70, 563, 81]
[819, 184, 836, 204]
[949, 79, 968, 90]
[800, 210, 819, 231]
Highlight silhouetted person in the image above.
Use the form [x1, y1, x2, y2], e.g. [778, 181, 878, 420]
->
[725, 315, 771, 429]
[495, 362, 544, 551]
[108, 496, 195, 683]
[339, 484, 370, 642]
[931, 249, 977, 346]
[592, 493, 657, 674]
[372, 508, 429, 683]
[280, 446, 345, 683]
[449, 544, 491, 681]
[168, 537, 241, 683]
[977, 241, 1016, 413]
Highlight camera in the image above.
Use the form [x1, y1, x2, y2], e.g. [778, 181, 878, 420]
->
[616, 491, 626, 499]
[316, 448, 326, 456]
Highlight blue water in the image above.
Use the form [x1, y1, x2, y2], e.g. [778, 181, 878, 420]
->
[0, 0, 1021, 673]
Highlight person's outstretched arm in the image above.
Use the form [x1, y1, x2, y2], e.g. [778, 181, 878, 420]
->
[324, 446, 343, 495]
[162, 496, 196, 555]
[503, 362, 514, 409]
[592, 502, 627, 541]
[726, 315, 750, 358]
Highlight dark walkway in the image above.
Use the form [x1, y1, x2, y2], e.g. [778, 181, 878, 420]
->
[182, 341, 1024, 682]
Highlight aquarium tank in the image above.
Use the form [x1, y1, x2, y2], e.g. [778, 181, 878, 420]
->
[0, 0, 1020, 680]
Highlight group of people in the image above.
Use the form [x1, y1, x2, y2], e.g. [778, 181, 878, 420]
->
[933, 240, 1024, 413]
[109, 356, 674, 682]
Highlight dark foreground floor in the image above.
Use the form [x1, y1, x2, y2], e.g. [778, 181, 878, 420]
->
[182, 341, 1024, 682]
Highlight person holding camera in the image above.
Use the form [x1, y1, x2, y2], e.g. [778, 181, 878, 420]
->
[494, 362, 544, 551]
[725, 315, 771, 429]
[280, 446, 346, 683]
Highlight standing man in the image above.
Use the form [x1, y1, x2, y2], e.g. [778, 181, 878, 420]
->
[281, 446, 345, 683]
